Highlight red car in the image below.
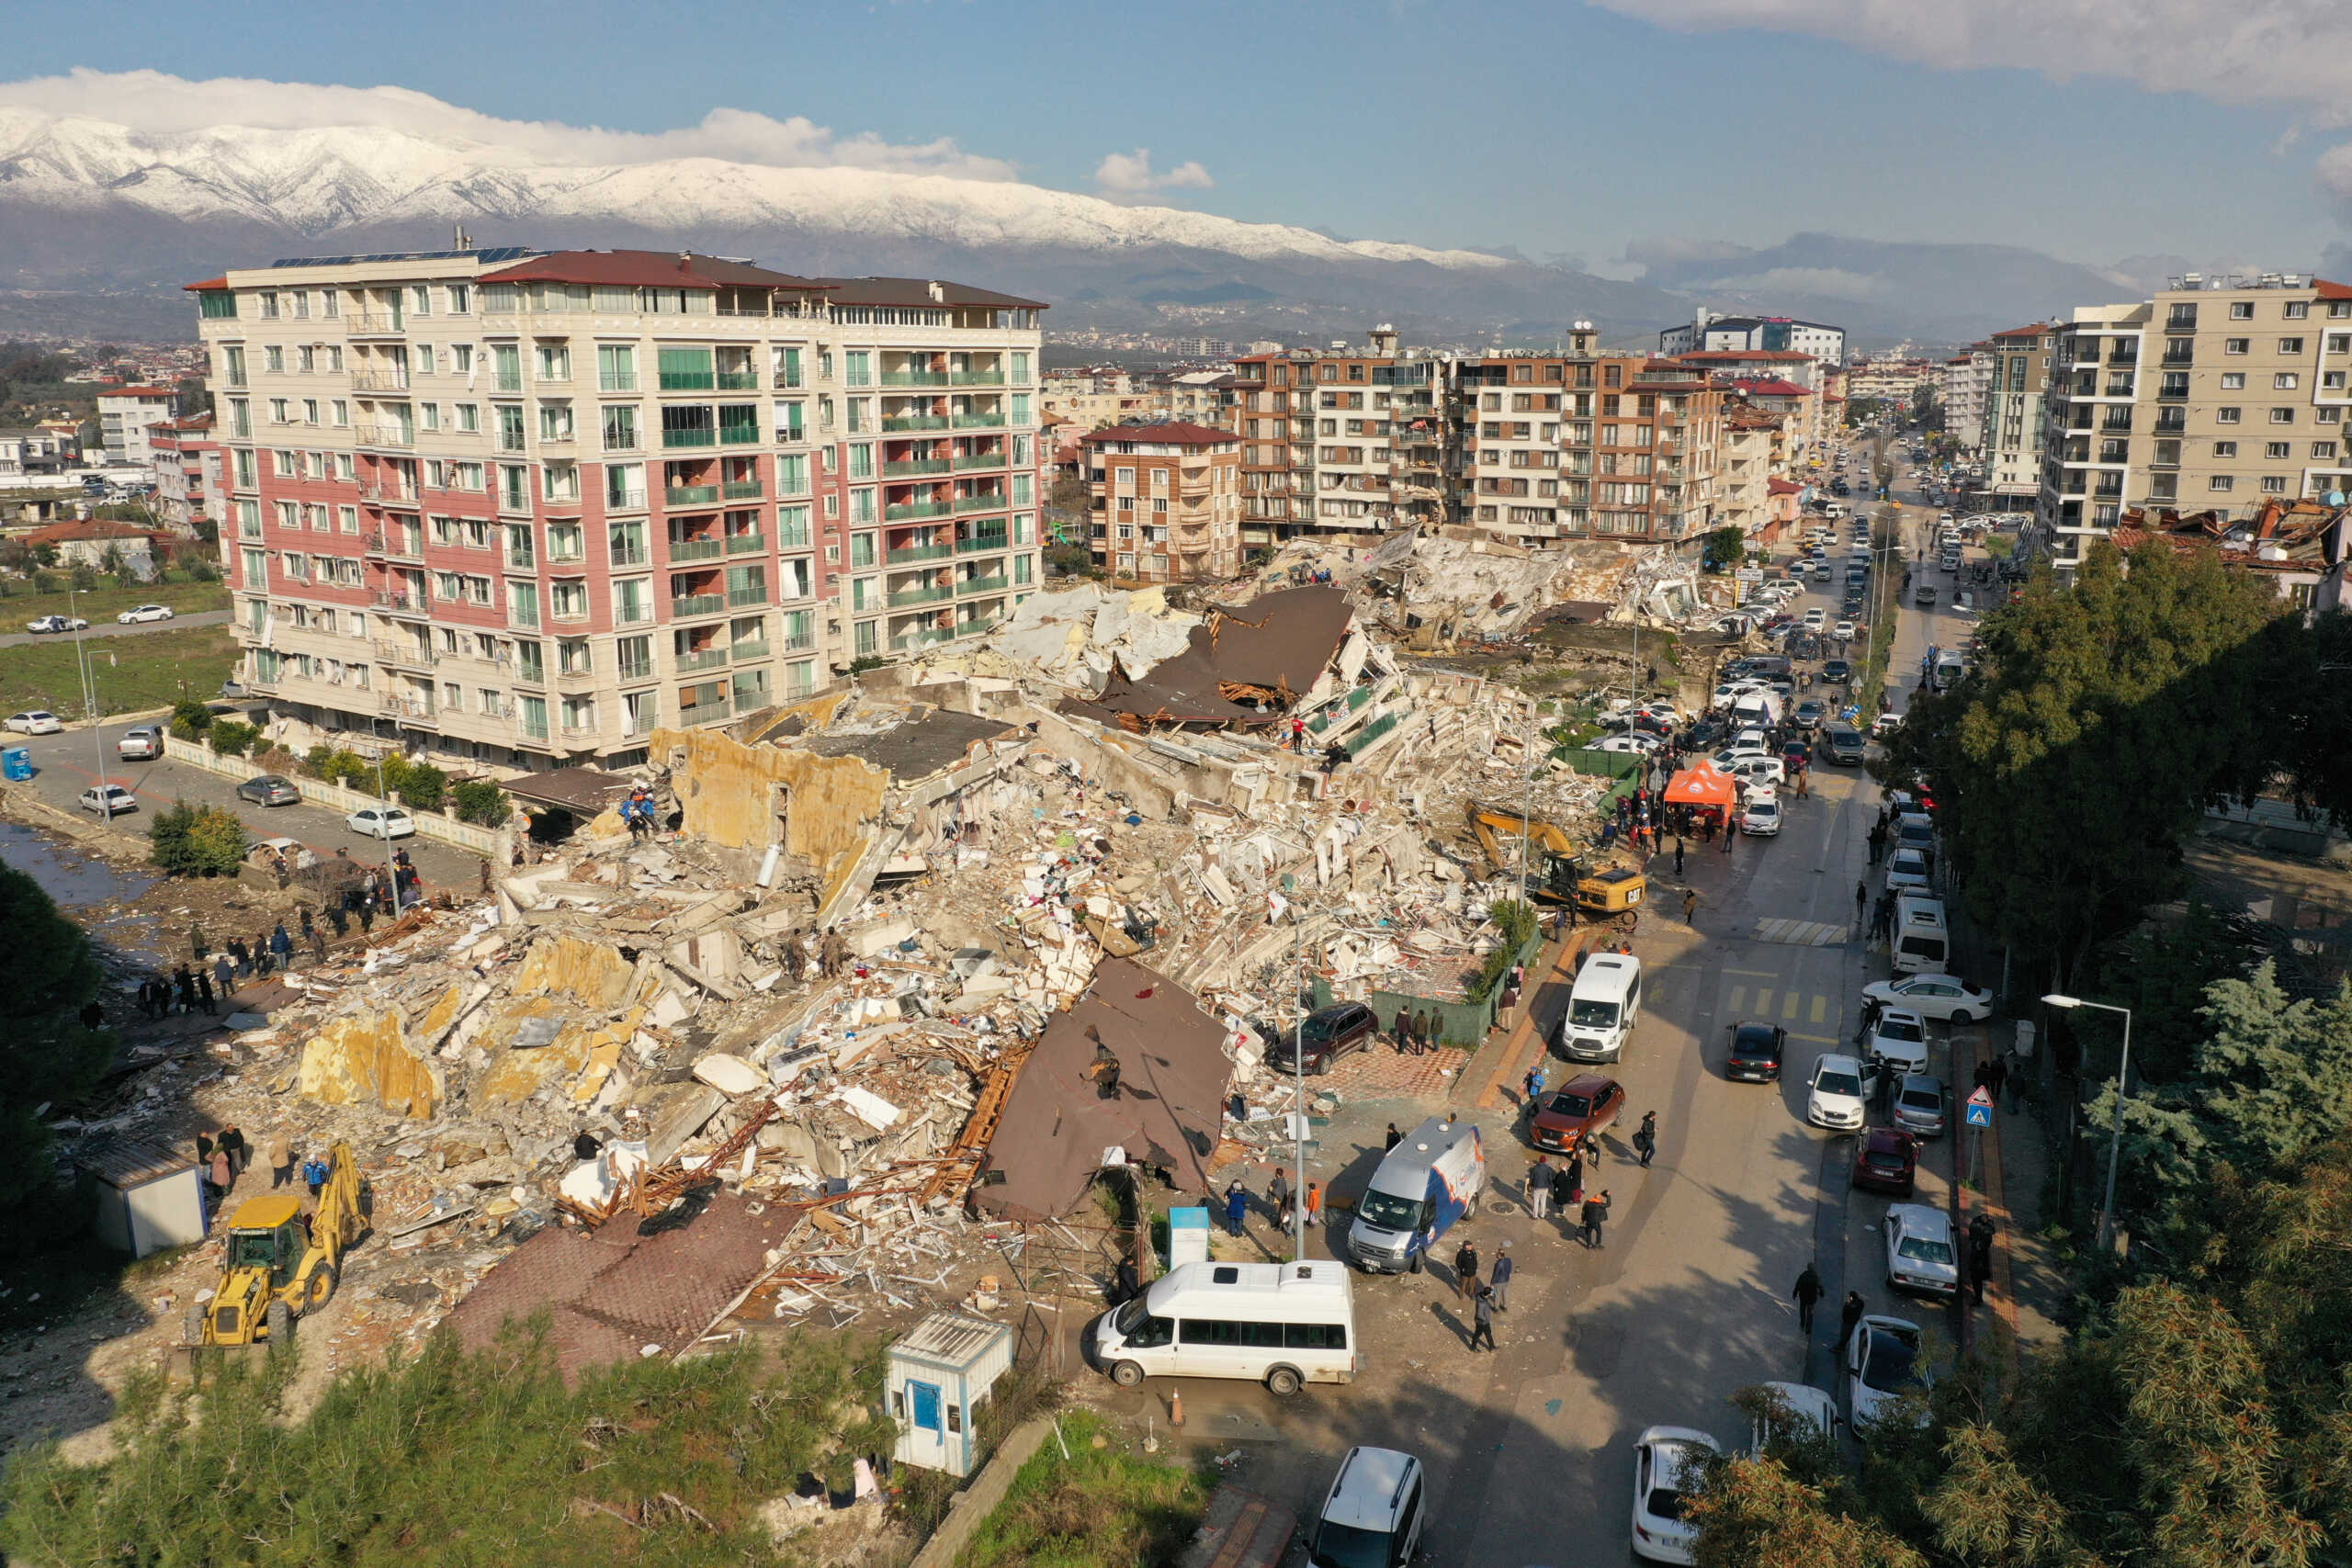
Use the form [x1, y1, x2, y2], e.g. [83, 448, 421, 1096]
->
[1529, 1072, 1625, 1153]
[1851, 1127, 1919, 1196]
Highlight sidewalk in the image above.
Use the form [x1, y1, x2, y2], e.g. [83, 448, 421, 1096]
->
[1951, 1021, 2066, 1370]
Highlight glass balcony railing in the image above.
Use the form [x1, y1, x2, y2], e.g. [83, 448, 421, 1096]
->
[727, 585, 770, 609]
[954, 452, 1007, 471]
[957, 615, 1001, 637]
[680, 697, 733, 726]
[726, 533, 764, 554]
[662, 428, 717, 447]
[889, 626, 956, 652]
[956, 532, 1008, 554]
[951, 370, 1006, 387]
[666, 484, 719, 505]
[722, 479, 763, 501]
[887, 542, 953, 564]
[953, 412, 1006, 429]
[886, 458, 952, 477]
[957, 574, 1008, 595]
[675, 648, 729, 672]
[668, 537, 723, 561]
[729, 641, 770, 661]
[889, 584, 952, 607]
[718, 423, 760, 446]
[886, 500, 954, 521]
[955, 493, 1007, 513]
[716, 371, 760, 390]
[659, 370, 716, 390]
[671, 592, 725, 617]
[881, 370, 949, 387]
[882, 414, 952, 433]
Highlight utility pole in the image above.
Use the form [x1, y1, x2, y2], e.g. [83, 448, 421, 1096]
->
[65, 578, 107, 791]
[1290, 919, 1306, 1262]
[371, 747, 404, 919]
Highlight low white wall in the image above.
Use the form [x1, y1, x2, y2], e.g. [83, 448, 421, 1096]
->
[160, 736, 501, 855]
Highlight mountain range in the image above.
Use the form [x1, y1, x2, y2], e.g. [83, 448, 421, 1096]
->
[0, 104, 2256, 351]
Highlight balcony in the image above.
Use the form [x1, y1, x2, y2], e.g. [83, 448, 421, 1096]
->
[671, 592, 725, 618]
[886, 458, 951, 477]
[956, 531, 1008, 554]
[606, 487, 650, 511]
[780, 629, 816, 652]
[599, 373, 639, 393]
[349, 368, 410, 392]
[719, 423, 760, 446]
[668, 537, 723, 561]
[345, 312, 405, 336]
[888, 583, 952, 608]
[952, 370, 1006, 387]
[722, 479, 763, 501]
[725, 532, 764, 554]
[887, 541, 953, 564]
[954, 452, 1007, 471]
[666, 483, 719, 507]
[887, 500, 953, 521]
[675, 647, 729, 673]
[729, 640, 770, 661]
[660, 370, 717, 391]
[379, 693, 435, 721]
[889, 626, 956, 652]
[953, 412, 1006, 429]
[354, 423, 413, 450]
[957, 615, 1001, 637]
[662, 428, 718, 448]
[373, 639, 434, 671]
[679, 697, 733, 727]
[727, 584, 769, 609]
[955, 492, 1007, 513]
[882, 370, 950, 387]
[716, 372, 760, 391]
[957, 574, 1008, 596]
[363, 531, 424, 561]
[372, 591, 428, 617]
[882, 414, 952, 433]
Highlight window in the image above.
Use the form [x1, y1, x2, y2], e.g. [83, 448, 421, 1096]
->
[601, 404, 639, 452]
[447, 284, 469, 314]
[2217, 407, 2242, 424]
[2280, 338, 2306, 355]
[2313, 441, 2339, 459]
[550, 581, 588, 620]
[547, 522, 584, 561]
[457, 403, 480, 432]
[2285, 300, 2310, 320]
[2262, 476, 2290, 493]
[2221, 372, 2246, 389]
[2271, 407, 2297, 424]
[2210, 475, 2235, 491]
[2231, 301, 2255, 320]
[535, 343, 571, 381]
[2224, 337, 2250, 355]
[2267, 442, 2292, 459]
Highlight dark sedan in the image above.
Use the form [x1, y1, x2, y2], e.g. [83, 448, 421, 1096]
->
[1264, 1002, 1379, 1075]
[1821, 659, 1853, 683]
[236, 773, 302, 807]
[1724, 1021, 1785, 1083]
[1852, 1127, 1920, 1196]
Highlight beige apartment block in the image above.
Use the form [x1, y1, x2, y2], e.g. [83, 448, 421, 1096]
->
[1080, 422, 1243, 581]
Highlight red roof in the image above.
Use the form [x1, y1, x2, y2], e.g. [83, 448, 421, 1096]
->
[1989, 324, 2048, 340]
[1767, 478, 1803, 495]
[1732, 378, 1811, 398]
[2313, 279, 2352, 300]
[181, 276, 229, 292]
[476, 250, 826, 291]
[26, 522, 163, 546]
[1079, 422, 1234, 447]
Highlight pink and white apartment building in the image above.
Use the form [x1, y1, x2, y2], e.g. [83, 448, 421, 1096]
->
[191, 247, 1046, 771]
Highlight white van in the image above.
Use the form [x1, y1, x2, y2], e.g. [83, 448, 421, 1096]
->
[1349, 1115, 1485, 1273]
[1730, 689, 1783, 729]
[1891, 894, 1949, 976]
[1557, 952, 1643, 1062]
[1091, 1259, 1359, 1395]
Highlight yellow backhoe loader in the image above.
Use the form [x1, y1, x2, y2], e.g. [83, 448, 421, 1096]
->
[176, 1141, 368, 1370]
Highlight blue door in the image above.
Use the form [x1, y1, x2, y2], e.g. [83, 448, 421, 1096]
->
[910, 1379, 942, 1433]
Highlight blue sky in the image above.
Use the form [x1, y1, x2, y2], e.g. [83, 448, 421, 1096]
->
[6, 0, 2347, 276]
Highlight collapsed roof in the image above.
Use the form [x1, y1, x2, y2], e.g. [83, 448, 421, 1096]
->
[1067, 585, 1355, 728]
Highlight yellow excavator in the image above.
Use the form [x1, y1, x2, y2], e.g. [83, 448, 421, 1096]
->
[1467, 802, 1646, 929]
[178, 1141, 368, 1368]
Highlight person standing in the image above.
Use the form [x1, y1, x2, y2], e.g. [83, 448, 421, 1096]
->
[1633, 1111, 1657, 1168]
[1855, 880, 1869, 923]
[1392, 1006, 1413, 1054]
[1673, 839, 1686, 877]
[209, 1143, 233, 1202]
[1837, 1291, 1867, 1351]
[1564, 1149, 1586, 1202]
[1489, 1245, 1514, 1312]
[1792, 1263, 1825, 1331]
[1968, 1213, 1996, 1305]
[1223, 1180, 1250, 1237]
[266, 1134, 294, 1190]
[195, 969, 216, 1015]
[1385, 1122, 1404, 1152]
[212, 953, 235, 1000]
[1522, 1064, 1546, 1109]
[188, 921, 209, 963]
[1411, 1010, 1432, 1057]
[1268, 1169, 1292, 1232]
[1986, 1054, 2009, 1110]
[270, 923, 293, 973]
[1580, 1190, 1611, 1249]
[1682, 888, 1698, 927]
[219, 1125, 249, 1176]
[1304, 1182, 1321, 1229]
[1526, 1155, 1551, 1221]
[1468, 1283, 1498, 1352]
[1453, 1237, 1480, 1303]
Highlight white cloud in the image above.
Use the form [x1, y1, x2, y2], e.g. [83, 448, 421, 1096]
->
[0, 67, 1019, 179]
[1586, 0, 2352, 119]
[1092, 148, 1216, 198]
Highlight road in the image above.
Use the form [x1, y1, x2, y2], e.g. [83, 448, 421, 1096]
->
[1088, 429, 2001, 1565]
[0, 610, 232, 649]
[6, 716, 488, 893]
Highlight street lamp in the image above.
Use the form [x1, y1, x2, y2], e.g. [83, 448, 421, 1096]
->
[2042, 992, 2133, 1255]
[63, 578, 108, 793]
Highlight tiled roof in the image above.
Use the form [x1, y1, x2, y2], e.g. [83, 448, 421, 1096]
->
[1079, 421, 1234, 446]
[478, 250, 826, 290]
[809, 276, 1049, 310]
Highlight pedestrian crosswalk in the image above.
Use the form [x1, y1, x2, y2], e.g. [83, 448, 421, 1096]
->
[1724, 984, 1836, 1025]
[1749, 917, 1849, 947]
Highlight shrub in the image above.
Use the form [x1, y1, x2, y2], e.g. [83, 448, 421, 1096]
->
[149, 799, 246, 877]
[394, 761, 447, 812]
[168, 698, 212, 741]
[205, 719, 258, 758]
[186, 556, 221, 582]
[1465, 898, 1542, 1003]
[452, 779, 509, 827]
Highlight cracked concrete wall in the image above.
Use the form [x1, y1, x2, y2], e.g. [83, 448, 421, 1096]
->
[296, 1010, 443, 1120]
[649, 725, 891, 913]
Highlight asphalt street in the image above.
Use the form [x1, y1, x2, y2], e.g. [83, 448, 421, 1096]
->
[6, 716, 488, 892]
[0, 609, 232, 649]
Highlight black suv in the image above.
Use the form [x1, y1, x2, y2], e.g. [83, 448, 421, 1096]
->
[1725, 1022, 1786, 1082]
[1265, 1002, 1380, 1074]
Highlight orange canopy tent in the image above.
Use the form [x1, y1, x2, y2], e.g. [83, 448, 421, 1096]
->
[1664, 761, 1737, 807]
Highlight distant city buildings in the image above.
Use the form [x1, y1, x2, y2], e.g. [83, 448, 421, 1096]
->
[96, 383, 178, 467]
[1657, 308, 1846, 367]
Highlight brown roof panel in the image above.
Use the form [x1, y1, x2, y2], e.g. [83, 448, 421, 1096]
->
[808, 276, 1048, 310]
[1070, 585, 1353, 727]
[1078, 422, 1235, 446]
[477, 250, 828, 291]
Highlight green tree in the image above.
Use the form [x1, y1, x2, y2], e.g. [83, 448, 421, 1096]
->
[68, 558, 98, 592]
[0, 864, 109, 1254]
[451, 779, 509, 827]
[394, 761, 447, 812]
[148, 799, 246, 876]
[204, 718, 257, 758]
[168, 697, 212, 740]
[1690, 1457, 1925, 1568]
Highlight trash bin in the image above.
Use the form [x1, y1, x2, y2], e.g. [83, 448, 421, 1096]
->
[1, 747, 31, 782]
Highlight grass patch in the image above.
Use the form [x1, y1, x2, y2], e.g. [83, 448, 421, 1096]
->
[954, 1409, 1205, 1568]
[0, 624, 236, 716]
[0, 1321, 897, 1566]
[0, 577, 228, 625]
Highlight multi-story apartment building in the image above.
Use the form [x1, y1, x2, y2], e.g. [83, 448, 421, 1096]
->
[1080, 422, 1242, 581]
[191, 246, 1045, 772]
[1716, 400, 1788, 543]
[146, 414, 220, 532]
[1658, 309, 1845, 365]
[97, 384, 179, 467]
[1226, 326, 1448, 555]
[1846, 355, 1937, 408]
[1942, 346, 1994, 452]
[1982, 326, 2053, 502]
[2037, 274, 2352, 567]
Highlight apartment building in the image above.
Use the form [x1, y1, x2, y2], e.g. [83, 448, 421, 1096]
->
[97, 384, 179, 467]
[1845, 356, 1936, 407]
[2037, 274, 2352, 567]
[1716, 400, 1788, 542]
[1718, 377, 1821, 468]
[1080, 422, 1242, 581]
[1658, 309, 1845, 365]
[1983, 326, 2052, 500]
[191, 246, 1045, 772]
[1943, 346, 1994, 452]
[146, 414, 220, 532]
[1226, 325, 1447, 554]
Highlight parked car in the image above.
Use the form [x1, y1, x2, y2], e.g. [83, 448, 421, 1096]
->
[1529, 1072, 1625, 1153]
[24, 615, 87, 635]
[1893, 1074, 1949, 1137]
[1820, 659, 1853, 683]
[1725, 1021, 1785, 1083]
[1846, 1315, 1930, 1431]
[236, 774, 302, 807]
[115, 604, 175, 624]
[1884, 845, 1933, 892]
[1851, 1127, 1919, 1195]
[1871, 712, 1902, 738]
[1883, 1203, 1960, 1299]
[1740, 793, 1782, 836]
[1313, 1447, 1427, 1568]
[1824, 726, 1867, 765]
[1866, 1009, 1931, 1075]
[116, 726, 164, 760]
[1631, 1426, 1721, 1565]
[1591, 733, 1665, 756]
[1806, 1053, 1870, 1131]
[1266, 1001, 1380, 1075]
[1862, 973, 1993, 1024]
[78, 783, 137, 816]
[6, 710, 63, 735]
[346, 805, 415, 839]
[1833, 619, 1857, 639]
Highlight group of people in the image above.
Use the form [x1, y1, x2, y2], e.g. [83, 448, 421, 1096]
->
[193, 1126, 338, 1210]
[779, 926, 854, 986]
[1220, 1171, 1322, 1238]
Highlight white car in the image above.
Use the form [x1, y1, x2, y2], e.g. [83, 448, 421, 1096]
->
[1846, 1315, 1930, 1431]
[1739, 793, 1782, 836]
[1717, 754, 1786, 789]
[1865, 1009, 1931, 1074]
[1630, 1426, 1721, 1564]
[1802, 608, 1827, 628]
[6, 710, 62, 735]
[1871, 712, 1902, 737]
[1833, 619, 1857, 638]
[78, 783, 138, 816]
[1313, 1447, 1427, 1568]
[346, 805, 416, 839]
[1885, 846, 1933, 894]
[1747, 1382, 1842, 1450]
[1863, 974, 1994, 1024]
[1884, 1204, 1960, 1298]
[23, 615, 88, 635]
[115, 604, 175, 624]
[1806, 1052, 1870, 1130]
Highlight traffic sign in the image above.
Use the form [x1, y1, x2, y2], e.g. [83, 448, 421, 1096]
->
[1964, 1088, 1994, 1128]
